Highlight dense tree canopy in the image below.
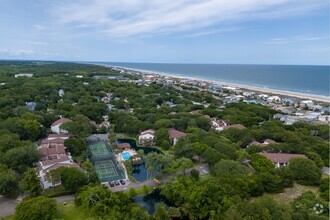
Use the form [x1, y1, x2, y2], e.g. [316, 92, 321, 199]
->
[15, 196, 57, 220]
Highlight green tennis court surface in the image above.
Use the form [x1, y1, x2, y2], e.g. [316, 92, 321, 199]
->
[89, 142, 108, 156]
[87, 140, 125, 182]
[95, 160, 118, 178]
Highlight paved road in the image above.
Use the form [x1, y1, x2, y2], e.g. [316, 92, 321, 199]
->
[0, 163, 209, 217]
[0, 196, 17, 218]
[322, 167, 330, 175]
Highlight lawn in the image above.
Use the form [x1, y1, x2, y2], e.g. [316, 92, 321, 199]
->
[55, 201, 91, 220]
[265, 183, 319, 204]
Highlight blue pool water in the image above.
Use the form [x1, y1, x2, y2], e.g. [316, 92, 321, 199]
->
[122, 152, 131, 160]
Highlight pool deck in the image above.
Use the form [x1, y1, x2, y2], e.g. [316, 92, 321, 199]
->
[117, 149, 137, 162]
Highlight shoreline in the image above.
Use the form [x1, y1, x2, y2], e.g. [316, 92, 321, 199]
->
[91, 63, 330, 103]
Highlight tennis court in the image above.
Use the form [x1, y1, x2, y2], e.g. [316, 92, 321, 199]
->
[94, 160, 118, 179]
[87, 139, 126, 182]
[89, 142, 108, 156]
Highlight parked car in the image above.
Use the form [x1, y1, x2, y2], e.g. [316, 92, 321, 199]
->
[119, 179, 125, 185]
[114, 180, 120, 186]
[109, 181, 115, 187]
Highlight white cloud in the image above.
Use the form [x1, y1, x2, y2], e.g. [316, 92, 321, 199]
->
[183, 27, 243, 38]
[263, 35, 328, 44]
[34, 24, 46, 30]
[0, 49, 34, 56]
[27, 41, 49, 45]
[52, 0, 326, 37]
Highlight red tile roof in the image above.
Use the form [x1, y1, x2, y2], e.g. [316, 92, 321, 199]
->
[264, 139, 277, 144]
[250, 141, 266, 147]
[39, 145, 65, 157]
[40, 155, 71, 166]
[117, 143, 130, 149]
[141, 129, 155, 135]
[51, 118, 72, 127]
[168, 128, 186, 139]
[223, 124, 246, 130]
[41, 138, 65, 144]
[259, 152, 307, 164]
[48, 134, 70, 138]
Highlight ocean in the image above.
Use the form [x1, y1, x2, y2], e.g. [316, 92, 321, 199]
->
[94, 62, 330, 97]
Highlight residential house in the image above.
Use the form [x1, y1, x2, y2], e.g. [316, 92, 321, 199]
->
[58, 89, 65, 97]
[267, 96, 281, 103]
[223, 124, 246, 130]
[208, 84, 222, 92]
[259, 152, 307, 168]
[168, 128, 186, 145]
[190, 110, 203, 115]
[38, 155, 79, 189]
[211, 119, 228, 131]
[51, 118, 72, 134]
[300, 100, 314, 108]
[117, 143, 131, 151]
[282, 97, 296, 105]
[38, 134, 80, 189]
[257, 94, 269, 100]
[277, 106, 296, 114]
[15, 73, 33, 78]
[248, 139, 277, 147]
[47, 133, 70, 140]
[39, 138, 66, 160]
[139, 129, 155, 146]
[26, 102, 36, 111]
[318, 115, 330, 122]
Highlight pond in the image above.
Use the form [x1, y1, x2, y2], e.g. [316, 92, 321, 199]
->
[133, 189, 170, 214]
[116, 139, 163, 182]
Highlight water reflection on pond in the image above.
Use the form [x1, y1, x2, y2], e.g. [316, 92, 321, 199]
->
[133, 189, 169, 214]
[115, 139, 163, 182]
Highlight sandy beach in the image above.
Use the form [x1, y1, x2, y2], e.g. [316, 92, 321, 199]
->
[95, 63, 330, 103]
[162, 73, 329, 103]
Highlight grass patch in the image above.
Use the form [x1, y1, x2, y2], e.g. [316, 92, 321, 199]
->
[124, 185, 154, 198]
[42, 185, 71, 198]
[55, 201, 91, 220]
[1, 215, 14, 220]
[265, 183, 319, 204]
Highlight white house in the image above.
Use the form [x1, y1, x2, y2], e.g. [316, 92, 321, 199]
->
[267, 96, 281, 103]
[257, 94, 269, 100]
[15, 73, 33, 78]
[38, 155, 80, 189]
[300, 100, 314, 108]
[259, 152, 307, 168]
[51, 118, 72, 134]
[211, 119, 228, 131]
[139, 129, 155, 145]
[58, 89, 65, 97]
[318, 115, 330, 122]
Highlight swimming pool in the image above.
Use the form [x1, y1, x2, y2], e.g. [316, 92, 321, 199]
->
[122, 152, 131, 160]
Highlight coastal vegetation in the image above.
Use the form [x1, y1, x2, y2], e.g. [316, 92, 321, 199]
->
[0, 61, 328, 219]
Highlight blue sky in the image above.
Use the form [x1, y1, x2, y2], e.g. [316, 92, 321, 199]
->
[0, 0, 328, 65]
